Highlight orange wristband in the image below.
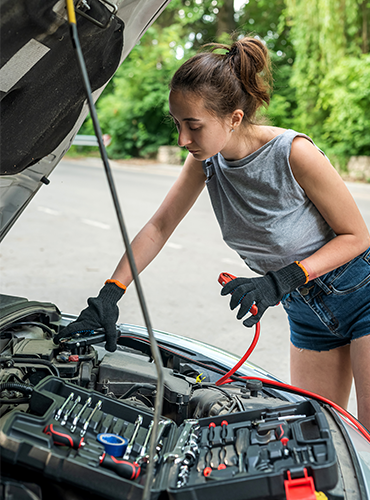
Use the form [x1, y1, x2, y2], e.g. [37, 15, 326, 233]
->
[294, 261, 309, 284]
[105, 279, 127, 292]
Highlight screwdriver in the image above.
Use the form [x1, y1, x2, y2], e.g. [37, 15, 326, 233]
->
[100, 453, 141, 480]
[44, 423, 85, 449]
[235, 428, 250, 473]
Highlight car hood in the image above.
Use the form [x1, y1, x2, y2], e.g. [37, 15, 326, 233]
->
[0, 0, 171, 242]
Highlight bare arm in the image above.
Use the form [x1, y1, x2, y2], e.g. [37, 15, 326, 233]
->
[290, 137, 370, 280]
[111, 154, 206, 287]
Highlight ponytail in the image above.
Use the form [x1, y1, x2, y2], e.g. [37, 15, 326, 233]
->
[170, 36, 272, 124]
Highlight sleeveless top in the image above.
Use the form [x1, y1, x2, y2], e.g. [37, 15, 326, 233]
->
[202, 129, 336, 275]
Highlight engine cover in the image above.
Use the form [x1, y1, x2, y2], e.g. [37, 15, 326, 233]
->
[97, 350, 193, 423]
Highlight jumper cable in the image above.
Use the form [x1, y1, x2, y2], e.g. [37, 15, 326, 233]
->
[216, 272, 370, 442]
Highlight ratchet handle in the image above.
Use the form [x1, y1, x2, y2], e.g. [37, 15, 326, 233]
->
[218, 273, 258, 316]
[44, 423, 84, 449]
[100, 453, 141, 480]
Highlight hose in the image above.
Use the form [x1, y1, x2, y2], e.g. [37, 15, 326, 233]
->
[0, 382, 33, 405]
[0, 382, 33, 395]
[11, 358, 60, 377]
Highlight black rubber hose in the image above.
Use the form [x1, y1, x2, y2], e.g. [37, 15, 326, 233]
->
[11, 358, 60, 377]
[0, 397, 31, 405]
[120, 383, 157, 400]
[0, 382, 33, 394]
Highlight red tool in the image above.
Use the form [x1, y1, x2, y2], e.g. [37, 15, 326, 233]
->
[218, 272, 258, 316]
[43, 423, 84, 449]
[100, 453, 141, 480]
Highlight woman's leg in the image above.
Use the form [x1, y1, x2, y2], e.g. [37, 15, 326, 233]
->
[351, 335, 370, 430]
[290, 343, 353, 409]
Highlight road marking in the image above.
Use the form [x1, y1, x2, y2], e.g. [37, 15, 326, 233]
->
[167, 242, 183, 249]
[81, 219, 110, 230]
[0, 39, 50, 93]
[37, 206, 61, 216]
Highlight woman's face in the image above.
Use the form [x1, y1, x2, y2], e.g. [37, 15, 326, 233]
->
[169, 90, 234, 161]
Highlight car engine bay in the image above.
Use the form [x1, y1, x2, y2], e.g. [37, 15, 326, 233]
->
[0, 293, 364, 500]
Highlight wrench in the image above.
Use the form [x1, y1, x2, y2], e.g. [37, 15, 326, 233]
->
[70, 396, 92, 433]
[55, 392, 74, 421]
[80, 400, 102, 437]
[123, 415, 143, 460]
[61, 395, 81, 426]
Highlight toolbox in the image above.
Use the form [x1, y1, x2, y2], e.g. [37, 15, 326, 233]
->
[0, 376, 338, 500]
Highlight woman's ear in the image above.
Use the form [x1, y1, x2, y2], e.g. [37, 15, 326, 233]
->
[231, 109, 244, 129]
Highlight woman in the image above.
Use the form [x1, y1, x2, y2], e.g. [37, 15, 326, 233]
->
[55, 37, 370, 428]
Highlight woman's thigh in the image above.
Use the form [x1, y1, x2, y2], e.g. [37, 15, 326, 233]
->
[290, 342, 353, 408]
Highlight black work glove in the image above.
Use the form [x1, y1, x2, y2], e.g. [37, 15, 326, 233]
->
[54, 280, 126, 352]
[221, 262, 308, 327]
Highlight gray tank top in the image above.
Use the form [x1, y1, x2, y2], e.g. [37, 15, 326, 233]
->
[202, 129, 336, 275]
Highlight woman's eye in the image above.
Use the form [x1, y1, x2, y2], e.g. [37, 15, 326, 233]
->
[189, 127, 201, 131]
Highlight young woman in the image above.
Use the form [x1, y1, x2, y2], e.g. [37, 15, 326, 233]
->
[55, 37, 370, 429]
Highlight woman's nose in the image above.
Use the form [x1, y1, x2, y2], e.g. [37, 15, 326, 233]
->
[177, 128, 192, 147]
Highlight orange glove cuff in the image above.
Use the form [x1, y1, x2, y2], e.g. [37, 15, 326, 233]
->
[105, 279, 127, 292]
[294, 261, 309, 284]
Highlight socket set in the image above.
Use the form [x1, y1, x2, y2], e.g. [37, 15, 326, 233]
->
[0, 376, 176, 500]
[0, 377, 338, 500]
[163, 400, 339, 500]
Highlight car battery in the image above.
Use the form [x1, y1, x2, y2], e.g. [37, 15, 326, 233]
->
[0, 377, 338, 500]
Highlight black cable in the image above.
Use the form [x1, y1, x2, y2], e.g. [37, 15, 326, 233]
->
[119, 383, 157, 400]
[11, 358, 60, 377]
[9, 321, 55, 337]
[0, 397, 31, 405]
[65, 6, 164, 498]
[0, 382, 33, 395]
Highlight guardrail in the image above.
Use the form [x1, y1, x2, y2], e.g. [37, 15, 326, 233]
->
[72, 134, 111, 147]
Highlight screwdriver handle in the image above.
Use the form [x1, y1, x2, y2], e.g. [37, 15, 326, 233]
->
[275, 422, 289, 441]
[100, 453, 141, 480]
[44, 423, 84, 449]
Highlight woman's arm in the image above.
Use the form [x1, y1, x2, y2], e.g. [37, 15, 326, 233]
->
[111, 154, 206, 287]
[289, 137, 370, 280]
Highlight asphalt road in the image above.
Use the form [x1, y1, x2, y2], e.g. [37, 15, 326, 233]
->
[1, 157, 370, 416]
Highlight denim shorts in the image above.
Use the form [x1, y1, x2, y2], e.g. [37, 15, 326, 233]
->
[281, 247, 370, 351]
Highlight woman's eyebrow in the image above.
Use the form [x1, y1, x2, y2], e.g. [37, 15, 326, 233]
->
[169, 113, 201, 122]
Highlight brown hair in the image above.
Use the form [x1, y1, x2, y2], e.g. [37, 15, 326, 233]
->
[170, 37, 272, 125]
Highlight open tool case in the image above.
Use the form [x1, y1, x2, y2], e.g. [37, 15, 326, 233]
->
[0, 376, 338, 500]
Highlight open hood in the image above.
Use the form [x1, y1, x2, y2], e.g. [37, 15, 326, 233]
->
[0, 0, 171, 242]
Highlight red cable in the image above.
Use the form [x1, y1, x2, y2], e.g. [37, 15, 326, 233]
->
[215, 322, 260, 386]
[216, 271, 370, 441]
[215, 346, 370, 441]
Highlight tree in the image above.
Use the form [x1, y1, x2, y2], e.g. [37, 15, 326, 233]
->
[285, 0, 370, 163]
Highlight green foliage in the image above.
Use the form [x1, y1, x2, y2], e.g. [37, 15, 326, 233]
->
[284, 0, 370, 166]
[317, 55, 370, 161]
[78, 0, 370, 170]
[80, 24, 193, 158]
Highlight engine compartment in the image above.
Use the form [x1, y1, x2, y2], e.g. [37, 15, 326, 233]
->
[0, 294, 363, 500]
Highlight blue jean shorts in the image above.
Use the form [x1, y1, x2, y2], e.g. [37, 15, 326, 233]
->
[281, 247, 370, 351]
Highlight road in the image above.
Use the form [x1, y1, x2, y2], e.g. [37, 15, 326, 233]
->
[1, 157, 370, 416]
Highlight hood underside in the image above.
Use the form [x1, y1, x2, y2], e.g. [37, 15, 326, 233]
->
[0, 0, 171, 242]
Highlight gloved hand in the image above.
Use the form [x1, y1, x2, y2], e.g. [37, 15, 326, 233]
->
[221, 262, 308, 327]
[54, 280, 126, 352]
